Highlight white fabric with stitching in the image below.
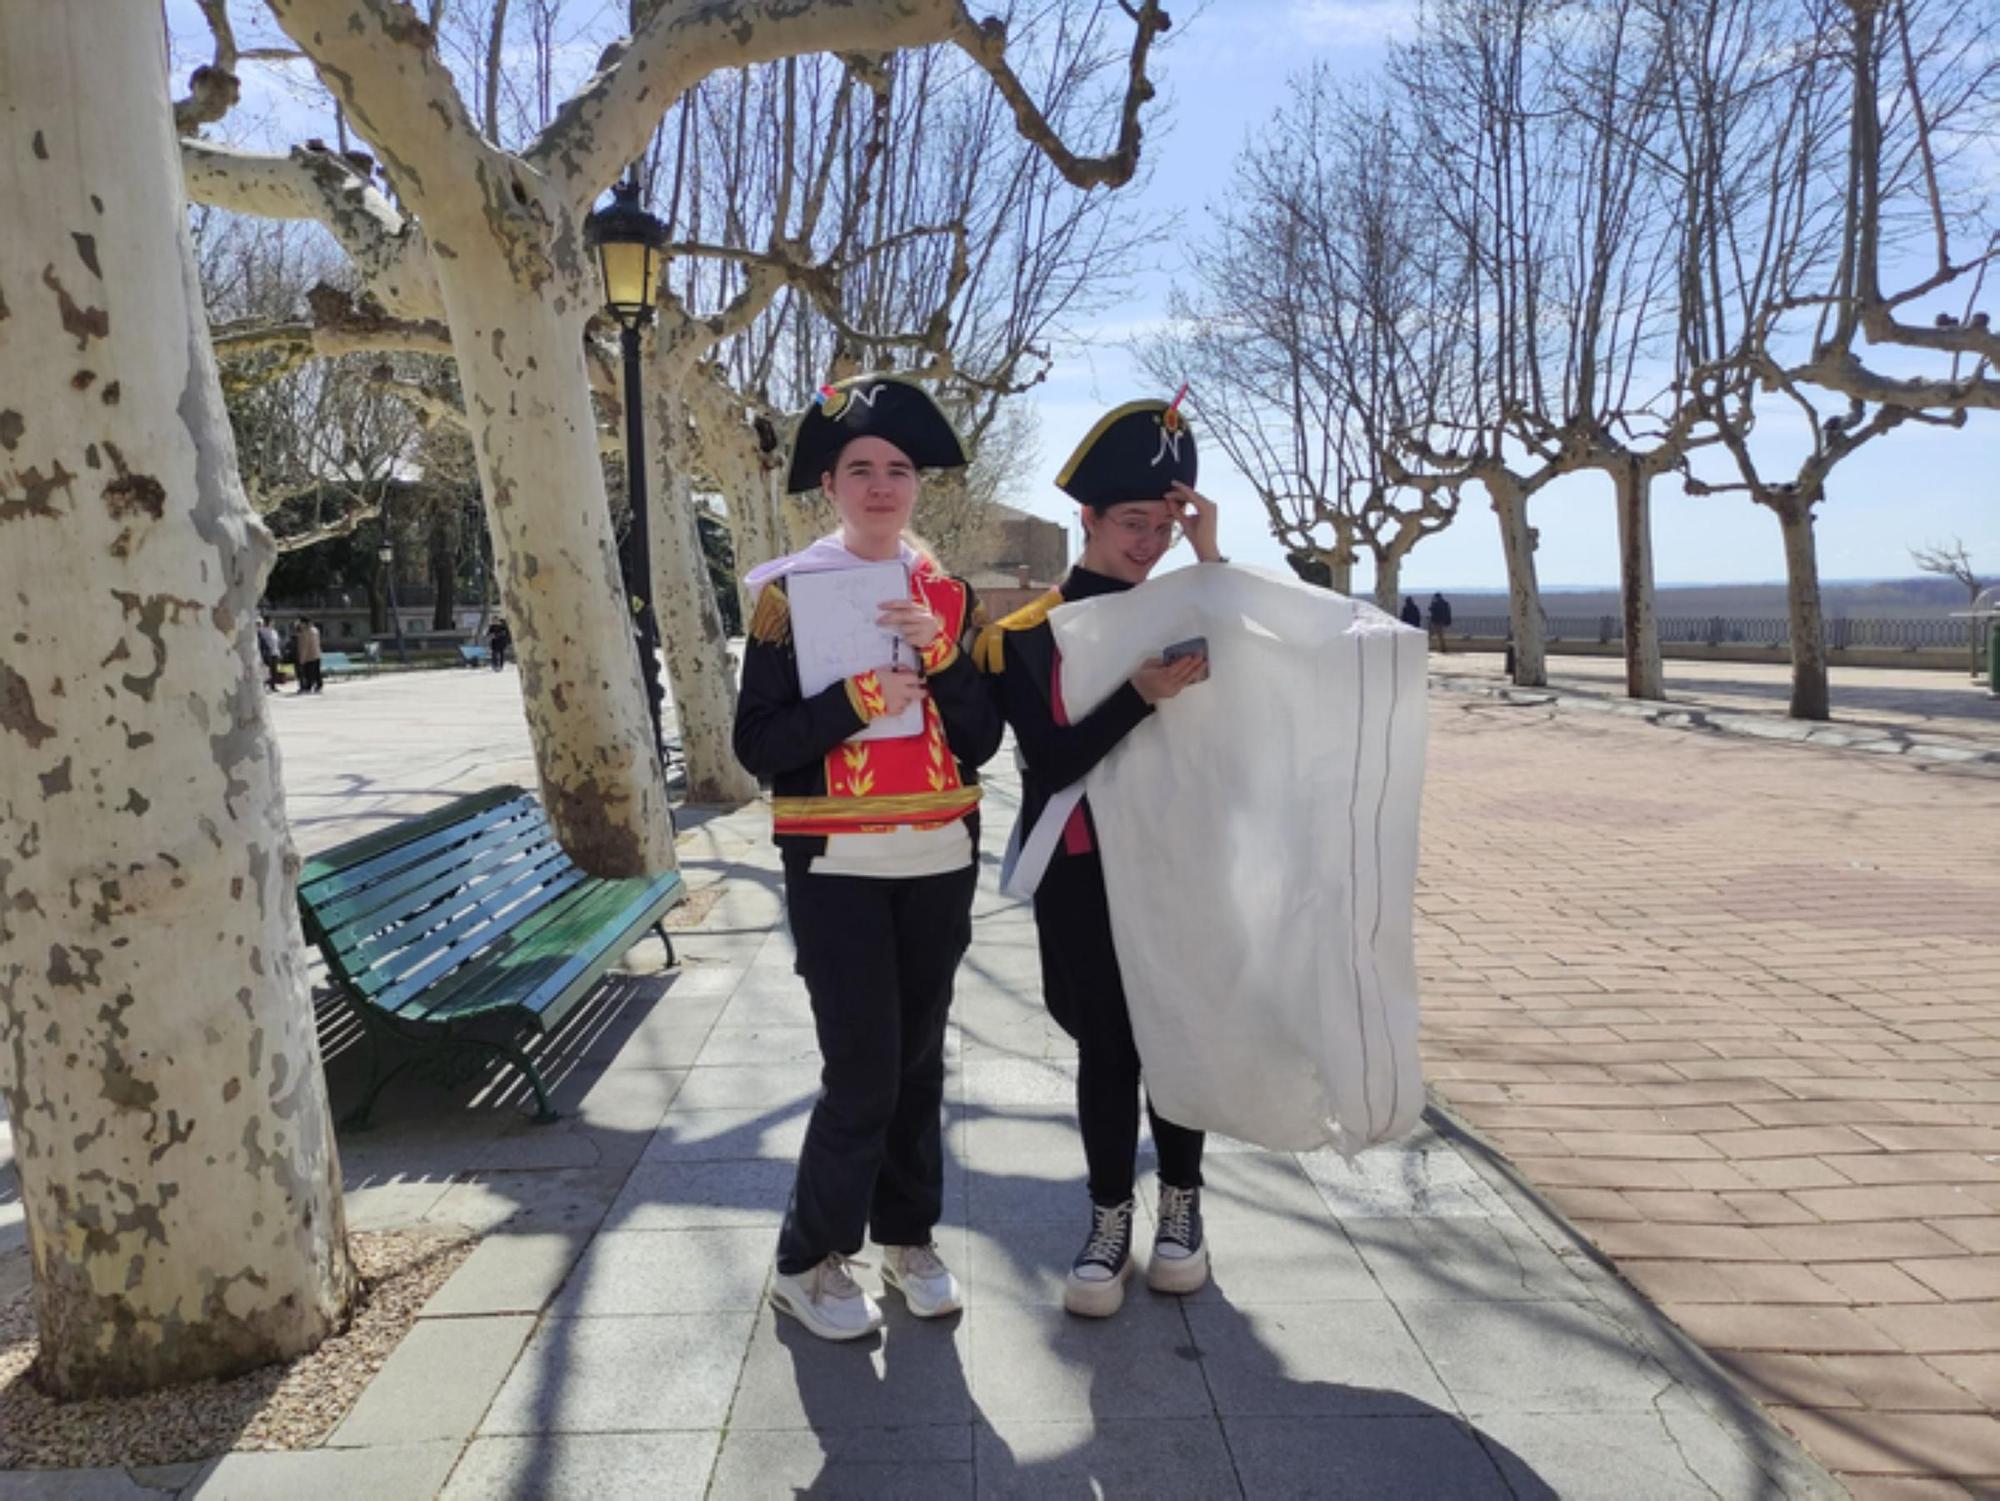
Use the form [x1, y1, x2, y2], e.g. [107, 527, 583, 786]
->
[1049, 565, 1428, 1155]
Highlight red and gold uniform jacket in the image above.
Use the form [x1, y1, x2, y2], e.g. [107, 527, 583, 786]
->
[732, 557, 1003, 855]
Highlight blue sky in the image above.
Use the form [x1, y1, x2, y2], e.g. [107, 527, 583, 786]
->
[1014, 0, 2000, 592]
[167, 0, 1998, 592]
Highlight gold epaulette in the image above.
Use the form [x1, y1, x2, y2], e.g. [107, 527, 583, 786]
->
[973, 588, 1063, 674]
[747, 580, 791, 645]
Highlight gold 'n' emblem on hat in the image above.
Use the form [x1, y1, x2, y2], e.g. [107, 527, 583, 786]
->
[1152, 383, 1191, 466]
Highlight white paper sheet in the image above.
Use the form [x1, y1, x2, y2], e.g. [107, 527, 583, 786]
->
[787, 561, 925, 741]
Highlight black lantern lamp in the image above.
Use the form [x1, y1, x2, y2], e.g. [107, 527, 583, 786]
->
[584, 174, 670, 774]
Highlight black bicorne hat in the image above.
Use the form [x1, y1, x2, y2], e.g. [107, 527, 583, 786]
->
[1055, 396, 1198, 511]
[785, 374, 968, 494]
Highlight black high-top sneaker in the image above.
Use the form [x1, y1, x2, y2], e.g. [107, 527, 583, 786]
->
[1064, 1197, 1136, 1317]
[1148, 1180, 1209, 1294]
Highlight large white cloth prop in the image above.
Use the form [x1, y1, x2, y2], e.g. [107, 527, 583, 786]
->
[1048, 565, 1428, 1155]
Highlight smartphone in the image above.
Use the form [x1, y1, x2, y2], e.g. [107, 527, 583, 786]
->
[1162, 636, 1208, 663]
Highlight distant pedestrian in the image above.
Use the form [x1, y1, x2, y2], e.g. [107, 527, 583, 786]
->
[256, 616, 282, 691]
[295, 618, 324, 694]
[486, 618, 511, 671]
[1426, 591, 1453, 654]
[1399, 597, 1421, 629]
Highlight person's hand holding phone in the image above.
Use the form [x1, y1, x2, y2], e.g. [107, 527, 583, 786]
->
[1132, 646, 1207, 704]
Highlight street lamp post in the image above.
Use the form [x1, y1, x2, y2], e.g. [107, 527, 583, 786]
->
[378, 524, 408, 664]
[585, 173, 669, 769]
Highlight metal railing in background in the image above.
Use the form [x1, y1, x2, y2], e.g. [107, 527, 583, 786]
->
[1441, 613, 1976, 650]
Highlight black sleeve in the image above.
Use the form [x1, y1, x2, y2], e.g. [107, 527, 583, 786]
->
[924, 583, 1004, 770]
[1000, 629, 1153, 792]
[732, 628, 866, 779]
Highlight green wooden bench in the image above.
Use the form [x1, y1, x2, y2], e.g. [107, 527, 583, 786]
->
[297, 785, 685, 1126]
[320, 650, 372, 679]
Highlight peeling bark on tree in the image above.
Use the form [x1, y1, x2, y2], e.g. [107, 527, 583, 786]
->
[1487, 477, 1548, 689]
[1773, 496, 1830, 722]
[646, 382, 756, 807]
[0, 5, 353, 1397]
[1608, 458, 1665, 700]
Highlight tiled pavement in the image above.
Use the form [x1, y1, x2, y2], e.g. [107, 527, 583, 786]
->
[3, 667, 1837, 1498]
[1420, 675, 2000, 1496]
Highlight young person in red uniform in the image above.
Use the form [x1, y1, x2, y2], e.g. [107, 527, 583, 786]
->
[733, 374, 1003, 1342]
[975, 398, 1223, 1317]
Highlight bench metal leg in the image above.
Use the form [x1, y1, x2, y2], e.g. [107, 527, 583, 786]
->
[437, 1032, 561, 1124]
[653, 920, 678, 968]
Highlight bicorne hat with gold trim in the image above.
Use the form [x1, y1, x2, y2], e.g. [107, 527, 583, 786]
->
[785, 373, 968, 494]
[1055, 395, 1198, 511]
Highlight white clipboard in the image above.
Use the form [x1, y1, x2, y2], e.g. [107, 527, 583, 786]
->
[788, 562, 926, 741]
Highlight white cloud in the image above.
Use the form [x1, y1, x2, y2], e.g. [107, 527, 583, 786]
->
[1285, 0, 1420, 47]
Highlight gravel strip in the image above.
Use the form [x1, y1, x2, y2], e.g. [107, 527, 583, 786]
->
[0, 1229, 476, 1469]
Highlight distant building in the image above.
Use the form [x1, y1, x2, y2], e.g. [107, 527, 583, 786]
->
[963, 502, 1068, 616]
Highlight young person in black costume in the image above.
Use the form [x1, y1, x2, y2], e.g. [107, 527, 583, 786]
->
[733, 375, 1003, 1342]
[976, 398, 1223, 1316]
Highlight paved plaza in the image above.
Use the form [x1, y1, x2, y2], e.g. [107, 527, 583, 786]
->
[11, 655, 1997, 1495]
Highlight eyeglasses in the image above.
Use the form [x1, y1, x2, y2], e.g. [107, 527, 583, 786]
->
[1106, 513, 1182, 548]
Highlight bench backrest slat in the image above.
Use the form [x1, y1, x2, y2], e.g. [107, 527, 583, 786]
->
[370, 866, 591, 1014]
[326, 821, 562, 958]
[307, 802, 553, 934]
[300, 788, 535, 896]
[335, 839, 567, 968]
[410, 874, 678, 1027]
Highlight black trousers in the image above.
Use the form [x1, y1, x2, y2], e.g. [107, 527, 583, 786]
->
[775, 855, 976, 1275]
[297, 660, 324, 693]
[1034, 849, 1204, 1207]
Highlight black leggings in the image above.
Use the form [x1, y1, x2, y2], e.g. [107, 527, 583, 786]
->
[1035, 850, 1205, 1207]
[775, 856, 976, 1275]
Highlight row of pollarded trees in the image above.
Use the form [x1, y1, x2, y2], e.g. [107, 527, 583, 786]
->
[1150, 0, 2000, 721]
[0, 0, 1169, 1398]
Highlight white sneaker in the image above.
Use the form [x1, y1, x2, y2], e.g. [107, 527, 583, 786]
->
[880, 1242, 963, 1317]
[1064, 1198, 1136, 1318]
[770, 1254, 883, 1342]
[1148, 1181, 1209, 1294]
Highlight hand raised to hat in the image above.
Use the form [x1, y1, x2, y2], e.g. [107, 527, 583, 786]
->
[1167, 482, 1222, 563]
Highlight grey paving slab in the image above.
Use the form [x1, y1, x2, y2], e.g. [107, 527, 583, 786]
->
[480, 1312, 756, 1434]
[640, 1105, 811, 1164]
[964, 1300, 1213, 1423]
[423, 1165, 629, 1235]
[1184, 1300, 1452, 1417]
[1343, 1214, 1594, 1303]
[551, 1227, 773, 1315]
[670, 1060, 823, 1110]
[187, 1442, 460, 1501]
[692, 1024, 827, 1067]
[441, 1431, 721, 1501]
[420, 1230, 592, 1316]
[1476, 1408, 1778, 1500]
[1300, 1135, 1511, 1219]
[0, 1470, 180, 1501]
[707, 1425, 971, 1500]
[972, 1416, 1239, 1500]
[1223, 1415, 1515, 1500]
[329, 1313, 534, 1446]
[1190, 1211, 1384, 1305]
[1194, 1150, 1338, 1226]
[1398, 1298, 1677, 1416]
[731, 1305, 975, 1430]
[603, 1157, 796, 1232]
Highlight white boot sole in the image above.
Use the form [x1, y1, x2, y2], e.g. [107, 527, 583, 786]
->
[881, 1265, 962, 1318]
[1147, 1244, 1210, 1295]
[1064, 1259, 1133, 1318]
[770, 1284, 882, 1342]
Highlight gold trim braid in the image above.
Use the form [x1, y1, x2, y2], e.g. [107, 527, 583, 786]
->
[773, 787, 984, 820]
[748, 582, 791, 644]
[973, 587, 1064, 673]
[1055, 399, 1169, 489]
